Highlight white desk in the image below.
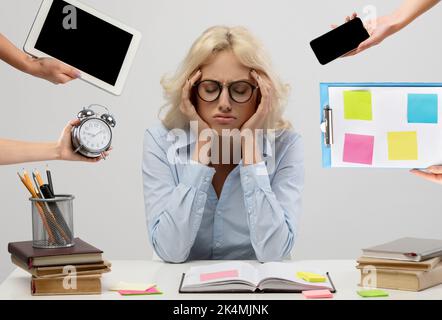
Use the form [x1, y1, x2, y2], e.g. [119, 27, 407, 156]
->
[1, 260, 442, 300]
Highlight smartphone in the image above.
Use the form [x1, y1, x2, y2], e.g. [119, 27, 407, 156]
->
[310, 17, 370, 65]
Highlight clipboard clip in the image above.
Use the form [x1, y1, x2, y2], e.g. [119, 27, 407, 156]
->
[320, 105, 333, 147]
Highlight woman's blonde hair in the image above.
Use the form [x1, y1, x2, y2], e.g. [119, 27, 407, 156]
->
[160, 26, 291, 130]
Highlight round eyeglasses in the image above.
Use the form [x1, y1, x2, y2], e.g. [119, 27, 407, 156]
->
[194, 80, 258, 104]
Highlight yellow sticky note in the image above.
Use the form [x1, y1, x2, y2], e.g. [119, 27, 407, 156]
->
[387, 131, 418, 160]
[343, 90, 373, 121]
[109, 282, 156, 291]
[297, 272, 326, 283]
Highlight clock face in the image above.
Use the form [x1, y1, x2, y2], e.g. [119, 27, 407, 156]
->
[79, 118, 111, 151]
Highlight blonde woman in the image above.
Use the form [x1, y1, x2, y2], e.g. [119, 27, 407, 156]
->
[143, 26, 304, 263]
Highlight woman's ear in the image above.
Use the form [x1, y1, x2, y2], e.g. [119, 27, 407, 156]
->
[255, 87, 262, 109]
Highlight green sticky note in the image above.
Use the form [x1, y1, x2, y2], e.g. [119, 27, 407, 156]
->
[343, 91, 373, 121]
[387, 131, 418, 160]
[357, 289, 389, 298]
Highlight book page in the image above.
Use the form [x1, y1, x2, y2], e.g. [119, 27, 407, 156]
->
[182, 262, 259, 288]
[256, 262, 333, 289]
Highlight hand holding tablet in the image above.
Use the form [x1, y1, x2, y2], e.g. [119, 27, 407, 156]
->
[24, 0, 142, 95]
[26, 56, 81, 84]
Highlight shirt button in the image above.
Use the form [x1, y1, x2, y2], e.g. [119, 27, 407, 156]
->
[215, 243, 221, 248]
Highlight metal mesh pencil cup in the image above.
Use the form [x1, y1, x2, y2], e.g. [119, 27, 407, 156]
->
[30, 195, 75, 248]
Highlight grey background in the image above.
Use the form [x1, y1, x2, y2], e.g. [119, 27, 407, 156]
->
[1, 0, 441, 282]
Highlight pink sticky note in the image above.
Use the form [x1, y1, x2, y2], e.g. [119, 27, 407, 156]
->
[119, 287, 161, 295]
[200, 269, 239, 282]
[343, 133, 374, 165]
[302, 289, 333, 299]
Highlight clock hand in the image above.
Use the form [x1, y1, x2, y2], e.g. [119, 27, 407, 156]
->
[93, 129, 105, 137]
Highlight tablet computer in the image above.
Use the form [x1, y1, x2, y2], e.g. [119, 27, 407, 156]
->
[24, 0, 142, 95]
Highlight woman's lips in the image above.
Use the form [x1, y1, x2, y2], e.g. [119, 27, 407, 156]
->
[213, 115, 236, 125]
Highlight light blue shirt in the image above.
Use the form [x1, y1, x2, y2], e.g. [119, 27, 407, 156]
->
[142, 124, 304, 263]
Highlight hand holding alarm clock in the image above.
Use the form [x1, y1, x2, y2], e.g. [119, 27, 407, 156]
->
[71, 104, 116, 159]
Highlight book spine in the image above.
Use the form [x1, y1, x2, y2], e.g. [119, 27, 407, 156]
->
[8, 243, 32, 269]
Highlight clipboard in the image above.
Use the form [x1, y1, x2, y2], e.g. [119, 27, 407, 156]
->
[320, 82, 442, 168]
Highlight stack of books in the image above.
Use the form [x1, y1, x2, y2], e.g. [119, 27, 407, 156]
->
[356, 237, 442, 291]
[8, 238, 111, 296]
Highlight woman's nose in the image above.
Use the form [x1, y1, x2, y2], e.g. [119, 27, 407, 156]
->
[217, 87, 232, 111]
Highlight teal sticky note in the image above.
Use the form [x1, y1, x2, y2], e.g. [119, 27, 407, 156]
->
[408, 94, 438, 124]
[357, 289, 389, 298]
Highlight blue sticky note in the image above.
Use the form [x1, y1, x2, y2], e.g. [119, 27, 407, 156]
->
[407, 94, 438, 124]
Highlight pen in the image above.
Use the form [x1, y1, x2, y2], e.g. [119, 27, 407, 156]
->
[32, 172, 43, 198]
[46, 165, 54, 195]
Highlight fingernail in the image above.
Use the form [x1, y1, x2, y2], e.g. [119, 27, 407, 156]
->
[75, 71, 82, 78]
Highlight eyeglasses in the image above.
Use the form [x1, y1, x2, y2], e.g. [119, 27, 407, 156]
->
[194, 80, 258, 104]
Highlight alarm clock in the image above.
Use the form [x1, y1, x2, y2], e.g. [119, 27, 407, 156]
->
[71, 104, 116, 158]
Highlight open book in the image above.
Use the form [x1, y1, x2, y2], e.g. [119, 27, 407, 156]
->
[179, 261, 336, 293]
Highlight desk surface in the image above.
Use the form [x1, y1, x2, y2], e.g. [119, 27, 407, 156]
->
[1, 259, 442, 300]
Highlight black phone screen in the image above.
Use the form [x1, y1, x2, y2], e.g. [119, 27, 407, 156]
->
[310, 18, 370, 65]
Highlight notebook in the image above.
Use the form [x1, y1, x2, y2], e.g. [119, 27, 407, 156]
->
[11, 255, 111, 278]
[178, 261, 336, 293]
[356, 256, 441, 271]
[361, 237, 442, 262]
[31, 274, 102, 296]
[359, 262, 442, 292]
[8, 238, 103, 268]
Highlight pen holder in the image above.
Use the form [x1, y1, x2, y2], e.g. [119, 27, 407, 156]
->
[30, 195, 75, 249]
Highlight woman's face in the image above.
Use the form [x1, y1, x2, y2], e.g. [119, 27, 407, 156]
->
[194, 50, 259, 134]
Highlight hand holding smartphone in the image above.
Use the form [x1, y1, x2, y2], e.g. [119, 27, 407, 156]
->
[310, 17, 370, 65]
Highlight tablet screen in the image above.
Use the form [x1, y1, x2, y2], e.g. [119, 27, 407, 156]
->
[35, 0, 133, 86]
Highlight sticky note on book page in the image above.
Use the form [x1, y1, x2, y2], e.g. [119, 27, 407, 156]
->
[297, 272, 326, 282]
[200, 270, 239, 282]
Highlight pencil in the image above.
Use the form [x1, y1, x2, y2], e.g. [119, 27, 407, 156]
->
[23, 170, 33, 190]
[34, 170, 44, 187]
